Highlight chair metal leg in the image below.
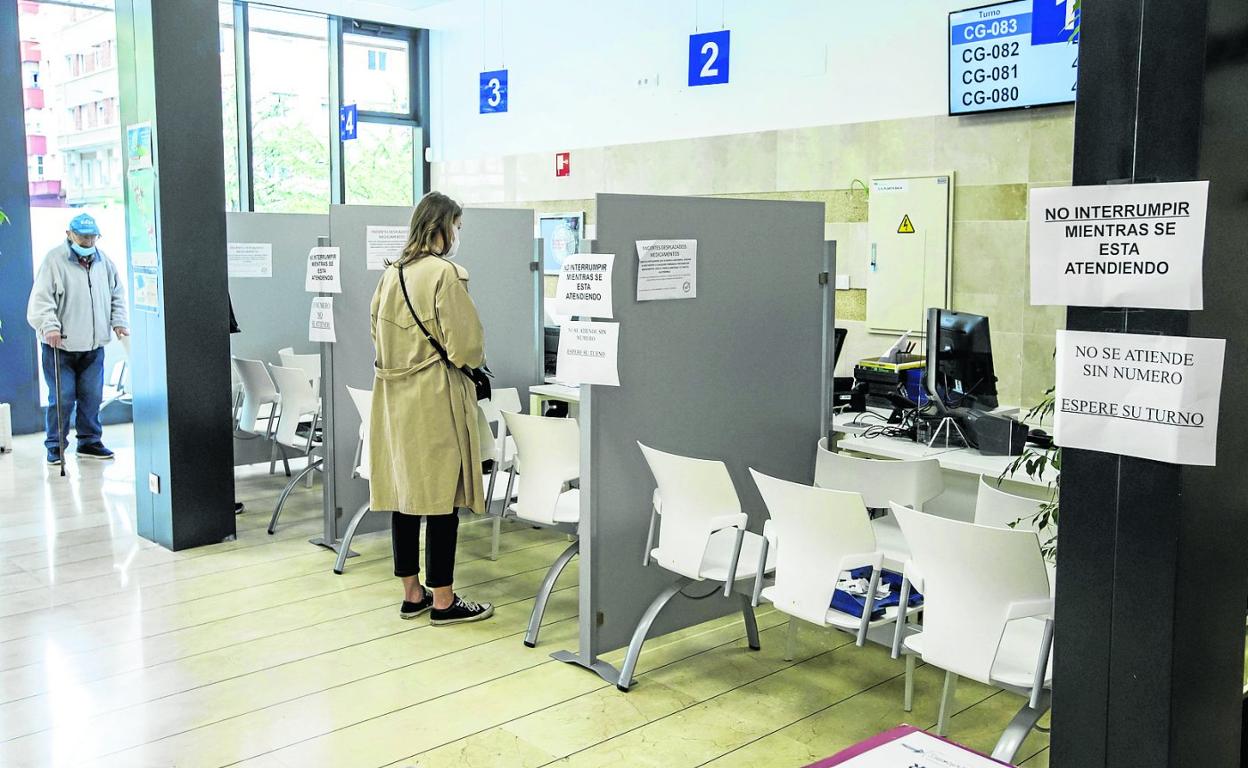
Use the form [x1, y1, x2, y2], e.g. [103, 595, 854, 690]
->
[990, 691, 1051, 763]
[334, 502, 371, 574]
[784, 616, 799, 661]
[278, 444, 291, 477]
[616, 578, 689, 692]
[904, 654, 916, 712]
[490, 514, 502, 561]
[268, 459, 321, 535]
[305, 454, 316, 487]
[937, 670, 958, 736]
[524, 539, 579, 648]
[739, 593, 761, 651]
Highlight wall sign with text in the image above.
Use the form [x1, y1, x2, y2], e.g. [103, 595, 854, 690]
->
[480, 69, 508, 113]
[1029, 180, 1209, 309]
[339, 104, 357, 141]
[1055, 330, 1225, 466]
[688, 30, 730, 86]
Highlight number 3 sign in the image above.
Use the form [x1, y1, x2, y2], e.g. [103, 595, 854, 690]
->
[479, 69, 508, 114]
[688, 30, 730, 87]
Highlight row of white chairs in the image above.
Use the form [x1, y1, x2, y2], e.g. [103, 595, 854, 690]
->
[231, 348, 323, 534]
[618, 440, 1054, 764]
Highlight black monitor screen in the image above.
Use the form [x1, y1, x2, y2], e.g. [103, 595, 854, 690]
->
[934, 310, 998, 409]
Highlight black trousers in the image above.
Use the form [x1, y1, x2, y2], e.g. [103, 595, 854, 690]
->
[391, 512, 460, 588]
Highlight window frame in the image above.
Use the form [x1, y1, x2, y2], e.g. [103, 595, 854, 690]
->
[219, 3, 429, 213]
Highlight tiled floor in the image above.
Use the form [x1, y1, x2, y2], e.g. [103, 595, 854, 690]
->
[0, 426, 1048, 767]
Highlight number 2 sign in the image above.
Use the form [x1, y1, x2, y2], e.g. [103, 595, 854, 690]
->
[688, 30, 730, 87]
[479, 69, 508, 114]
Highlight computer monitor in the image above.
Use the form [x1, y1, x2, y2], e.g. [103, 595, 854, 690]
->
[924, 308, 999, 411]
[543, 325, 560, 377]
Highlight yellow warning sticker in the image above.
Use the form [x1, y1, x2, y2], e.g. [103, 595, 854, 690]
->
[898, 214, 915, 234]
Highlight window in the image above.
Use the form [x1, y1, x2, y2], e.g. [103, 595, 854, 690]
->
[344, 32, 408, 114]
[220, 1, 241, 211]
[247, 7, 330, 213]
[344, 122, 414, 206]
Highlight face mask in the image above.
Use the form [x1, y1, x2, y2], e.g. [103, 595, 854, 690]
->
[70, 242, 96, 258]
[444, 230, 461, 260]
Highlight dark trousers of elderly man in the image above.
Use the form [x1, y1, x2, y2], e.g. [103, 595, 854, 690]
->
[41, 344, 106, 454]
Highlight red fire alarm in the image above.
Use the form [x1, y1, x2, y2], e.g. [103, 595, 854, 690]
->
[555, 152, 570, 177]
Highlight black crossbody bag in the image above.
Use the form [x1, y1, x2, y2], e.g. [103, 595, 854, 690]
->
[397, 263, 492, 401]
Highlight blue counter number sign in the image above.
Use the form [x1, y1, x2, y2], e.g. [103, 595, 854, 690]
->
[480, 69, 508, 114]
[688, 30, 730, 87]
[339, 104, 357, 141]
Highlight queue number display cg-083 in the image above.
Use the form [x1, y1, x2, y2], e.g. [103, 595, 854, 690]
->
[948, 0, 1079, 115]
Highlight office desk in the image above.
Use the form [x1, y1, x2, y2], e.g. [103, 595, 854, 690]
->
[832, 412, 1054, 521]
[530, 383, 580, 417]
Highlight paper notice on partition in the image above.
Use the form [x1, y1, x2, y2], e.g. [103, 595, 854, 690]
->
[132, 271, 159, 313]
[366, 225, 407, 270]
[227, 242, 272, 278]
[555, 320, 620, 386]
[1055, 330, 1225, 466]
[305, 247, 341, 293]
[1029, 181, 1208, 310]
[835, 730, 1004, 767]
[308, 297, 336, 343]
[551, 254, 615, 318]
[636, 239, 696, 301]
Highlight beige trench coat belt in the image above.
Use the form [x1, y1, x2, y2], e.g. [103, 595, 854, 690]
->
[373, 354, 443, 381]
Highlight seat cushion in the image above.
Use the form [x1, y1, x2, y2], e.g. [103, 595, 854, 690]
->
[552, 488, 581, 523]
[903, 619, 1052, 692]
[696, 529, 776, 582]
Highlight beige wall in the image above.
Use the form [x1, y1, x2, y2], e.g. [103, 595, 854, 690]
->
[433, 108, 1074, 408]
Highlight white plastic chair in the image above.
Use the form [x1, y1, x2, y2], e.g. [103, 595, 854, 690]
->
[333, 386, 375, 574]
[975, 476, 1056, 591]
[267, 364, 323, 534]
[890, 504, 1054, 763]
[500, 411, 580, 648]
[750, 469, 920, 711]
[278, 348, 322, 391]
[617, 444, 776, 692]
[481, 388, 522, 560]
[232, 356, 287, 476]
[814, 438, 944, 569]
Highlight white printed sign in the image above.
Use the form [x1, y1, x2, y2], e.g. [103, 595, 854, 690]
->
[636, 239, 697, 301]
[227, 242, 272, 278]
[367, 225, 407, 271]
[305, 246, 341, 293]
[552, 254, 615, 319]
[1030, 181, 1208, 310]
[555, 320, 620, 386]
[836, 730, 1003, 767]
[1055, 330, 1225, 466]
[308, 297, 336, 343]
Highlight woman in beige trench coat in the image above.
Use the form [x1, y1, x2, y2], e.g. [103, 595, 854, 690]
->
[369, 192, 494, 626]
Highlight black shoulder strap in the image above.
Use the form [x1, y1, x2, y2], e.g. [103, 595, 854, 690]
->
[397, 262, 452, 367]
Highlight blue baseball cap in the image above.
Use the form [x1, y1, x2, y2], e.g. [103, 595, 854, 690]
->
[68, 213, 100, 236]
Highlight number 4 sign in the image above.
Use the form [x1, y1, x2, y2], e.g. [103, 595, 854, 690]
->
[480, 69, 508, 114]
[688, 29, 730, 87]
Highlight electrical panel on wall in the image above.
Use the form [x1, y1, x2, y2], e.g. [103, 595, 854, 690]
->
[866, 175, 953, 335]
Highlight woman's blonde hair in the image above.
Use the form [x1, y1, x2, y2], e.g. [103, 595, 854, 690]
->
[395, 191, 462, 265]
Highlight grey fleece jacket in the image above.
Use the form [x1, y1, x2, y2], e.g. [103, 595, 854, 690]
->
[27, 241, 129, 352]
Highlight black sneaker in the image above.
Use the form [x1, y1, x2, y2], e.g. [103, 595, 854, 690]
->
[76, 443, 115, 460]
[400, 588, 435, 620]
[234, 502, 246, 515]
[46, 446, 62, 465]
[430, 595, 494, 626]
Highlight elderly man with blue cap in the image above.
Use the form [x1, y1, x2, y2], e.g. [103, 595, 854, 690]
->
[26, 213, 129, 464]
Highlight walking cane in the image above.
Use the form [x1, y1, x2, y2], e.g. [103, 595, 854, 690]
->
[52, 338, 66, 477]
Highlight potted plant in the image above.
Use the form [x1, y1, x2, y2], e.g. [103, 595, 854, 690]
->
[1001, 388, 1060, 560]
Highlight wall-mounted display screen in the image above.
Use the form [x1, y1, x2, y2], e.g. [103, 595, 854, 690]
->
[949, 0, 1079, 115]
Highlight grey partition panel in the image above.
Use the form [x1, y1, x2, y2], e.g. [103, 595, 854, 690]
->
[584, 193, 825, 654]
[226, 212, 328, 466]
[324, 205, 538, 541]
[456, 207, 540, 401]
